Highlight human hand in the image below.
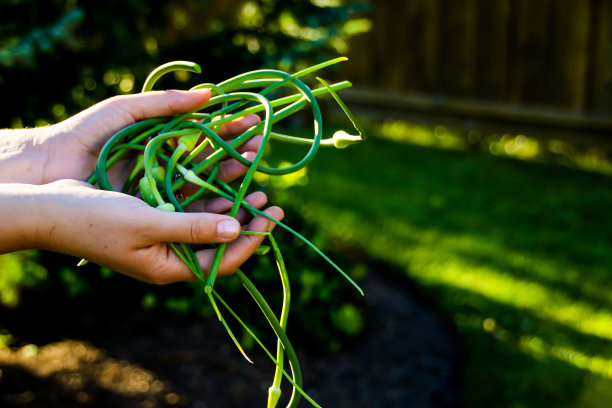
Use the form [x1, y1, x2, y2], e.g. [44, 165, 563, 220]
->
[0, 89, 262, 186]
[0, 180, 283, 284]
[0, 89, 282, 284]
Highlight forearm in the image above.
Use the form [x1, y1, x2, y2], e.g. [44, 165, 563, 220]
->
[0, 183, 47, 253]
[0, 128, 49, 184]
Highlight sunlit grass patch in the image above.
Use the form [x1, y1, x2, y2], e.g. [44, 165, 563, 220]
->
[368, 118, 612, 175]
[269, 123, 612, 408]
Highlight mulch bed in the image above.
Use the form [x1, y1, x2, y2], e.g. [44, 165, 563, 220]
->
[0, 264, 463, 407]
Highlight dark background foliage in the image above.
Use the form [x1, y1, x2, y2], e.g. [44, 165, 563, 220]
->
[0, 0, 368, 128]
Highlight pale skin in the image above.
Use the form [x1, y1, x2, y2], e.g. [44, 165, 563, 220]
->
[0, 89, 283, 284]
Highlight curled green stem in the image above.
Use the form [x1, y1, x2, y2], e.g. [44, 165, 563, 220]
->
[142, 60, 202, 92]
[90, 57, 365, 408]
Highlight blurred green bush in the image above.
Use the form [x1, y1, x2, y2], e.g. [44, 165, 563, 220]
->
[0, 0, 368, 128]
[0, 251, 47, 308]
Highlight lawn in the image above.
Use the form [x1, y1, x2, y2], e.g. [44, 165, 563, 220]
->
[266, 119, 612, 408]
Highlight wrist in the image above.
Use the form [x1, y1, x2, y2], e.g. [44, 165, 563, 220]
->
[0, 183, 48, 253]
[0, 127, 51, 184]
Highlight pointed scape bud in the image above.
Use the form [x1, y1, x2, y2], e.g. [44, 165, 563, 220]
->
[332, 130, 363, 149]
[151, 164, 165, 186]
[183, 170, 200, 185]
[139, 177, 157, 207]
[156, 202, 175, 212]
[134, 154, 145, 173]
[178, 131, 200, 151]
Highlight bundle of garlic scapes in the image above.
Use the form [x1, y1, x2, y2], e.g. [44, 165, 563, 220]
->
[87, 57, 365, 408]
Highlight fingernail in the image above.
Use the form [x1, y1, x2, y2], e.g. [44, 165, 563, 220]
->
[218, 220, 239, 238]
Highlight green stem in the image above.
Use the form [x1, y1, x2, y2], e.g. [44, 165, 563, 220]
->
[181, 169, 363, 295]
[234, 269, 305, 408]
[143, 129, 197, 206]
[267, 233, 294, 408]
[92, 58, 364, 408]
[142, 60, 201, 92]
[204, 92, 274, 292]
[169, 241, 250, 362]
[93, 119, 165, 189]
[200, 57, 347, 123]
[164, 144, 188, 211]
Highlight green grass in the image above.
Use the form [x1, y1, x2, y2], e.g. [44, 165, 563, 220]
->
[266, 121, 612, 408]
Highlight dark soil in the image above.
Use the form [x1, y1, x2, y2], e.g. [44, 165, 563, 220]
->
[0, 266, 463, 408]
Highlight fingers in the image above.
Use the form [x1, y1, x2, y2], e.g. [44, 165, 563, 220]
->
[179, 146, 260, 199]
[235, 134, 263, 155]
[143, 209, 241, 245]
[179, 114, 262, 185]
[190, 114, 260, 161]
[195, 206, 284, 276]
[216, 114, 260, 139]
[141, 205, 283, 285]
[185, 191, 267, 220]
[107, 89, 211, 122]
[141, 189, 270, 246]
[190, 129, 262, 174]
[49, 179, 93, 189]
[63, 89, 212, 156]
[215, 151, 255, 184]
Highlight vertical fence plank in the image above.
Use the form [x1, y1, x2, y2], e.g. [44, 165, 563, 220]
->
[378, 0, 410, 89]
[345, 0, 383, 88]
[344, 14, 372, 87]
[368, 0, 391, 89]
[343, 0, 610, 117]
[420, 0, 440, 93]
[590, 0, 612, 114]
[507, 0, 553, 106]
[436, 0, 478, 97]
[547, 0, 591, 111]
[464, 0, 478, 97]
[473, 0, 510, 101]
[398, 0, 440, 93]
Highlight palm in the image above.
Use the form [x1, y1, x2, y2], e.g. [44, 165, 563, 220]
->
[41, 91, 261, 189]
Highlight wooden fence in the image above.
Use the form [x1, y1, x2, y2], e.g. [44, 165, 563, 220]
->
[343, 0, 612, 130]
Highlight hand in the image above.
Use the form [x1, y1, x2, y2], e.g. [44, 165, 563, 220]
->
[0, 90, 283, 284]
[0, 181, 283, 284]
[0, 89, 263, 186]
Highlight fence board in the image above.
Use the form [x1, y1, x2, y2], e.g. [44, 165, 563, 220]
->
[548, 0, 591, 110]
[345, 0, 612, 117]
[376, 0, 406, 89]
[473, 0, 510, 101]
[590, 0, 612, 114]
[397, 0, 440, 93]
[509, 0, 554, 105]
[436, 0, 478, 97]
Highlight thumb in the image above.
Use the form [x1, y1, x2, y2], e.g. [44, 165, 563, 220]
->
[105, 89, 211, 122]
[62, 89, 212, 152]
[144, 209, 241, 244]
